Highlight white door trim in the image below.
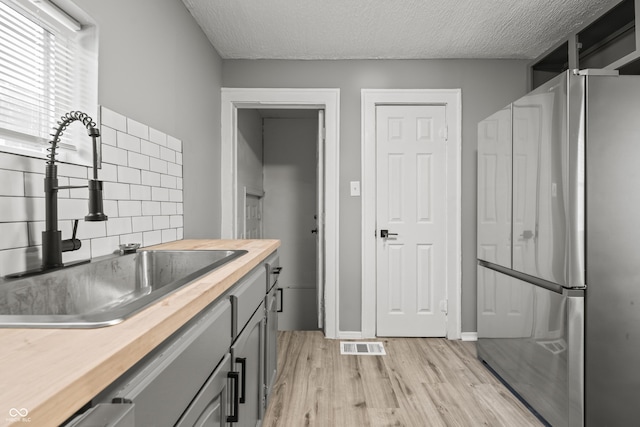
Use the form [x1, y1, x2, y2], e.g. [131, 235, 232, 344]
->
[361, 89, 462, 339]
[221, 88, 340, 339]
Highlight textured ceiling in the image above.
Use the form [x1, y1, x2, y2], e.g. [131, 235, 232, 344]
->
[181, 0, 622, 60]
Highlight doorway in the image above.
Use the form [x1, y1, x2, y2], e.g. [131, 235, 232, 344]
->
[361, 89, 462, 339]
[221, 88, 340, 338]
[262, 109, 320, 330]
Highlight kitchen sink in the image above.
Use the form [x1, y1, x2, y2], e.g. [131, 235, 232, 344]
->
[0, 249, 247, 328]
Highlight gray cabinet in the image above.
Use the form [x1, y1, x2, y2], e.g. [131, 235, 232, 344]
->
[176, 354, 236, 427]
[231, 303, 265, 427]
[264, 285, 278, 400]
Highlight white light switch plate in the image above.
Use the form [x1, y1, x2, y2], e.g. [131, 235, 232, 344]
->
[350, 181, 360, 197]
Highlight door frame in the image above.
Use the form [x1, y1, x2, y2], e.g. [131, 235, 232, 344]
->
[221, 88, 340, 339]
[361, 89, 462, 339]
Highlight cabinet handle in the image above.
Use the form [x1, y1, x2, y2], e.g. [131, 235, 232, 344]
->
[272, 267, 282, 274]
[236, 357, 247, 404]
[277, 288, 284, 313]
[227, 371, 239, 423]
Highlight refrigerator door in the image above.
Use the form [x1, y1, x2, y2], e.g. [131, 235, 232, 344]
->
[477, 265, 584, 427]
[477, 105, 512, 268]
[585, 74, 640, 426]
[512, 71, 585, 288]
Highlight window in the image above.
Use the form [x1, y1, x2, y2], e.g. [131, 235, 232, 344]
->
[0, 0, 97, 166]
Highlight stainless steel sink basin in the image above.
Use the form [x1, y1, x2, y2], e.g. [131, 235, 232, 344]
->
[0, 249, 246, 328]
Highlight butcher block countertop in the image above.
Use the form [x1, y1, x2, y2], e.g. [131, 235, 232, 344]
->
[0, 239, 280, 427]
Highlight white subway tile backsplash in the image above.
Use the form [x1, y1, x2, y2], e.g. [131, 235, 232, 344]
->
[0, 246, 41, 276]
[127, 118, 149, 140]
[23, 172, 44, 197]
[132, 216, 153, 232]
[104, 200, 118, 218]
[62, 244, 92, 264]
[91, 236, 121, 258]
[101, 107, 127, 131]
[58, 198, 91, 220]
[102, 144, 129, 166]
[141, 140, 160, 159]
[78, 220, 107, 239]
[0, 170, 24, 196]
[143, 230, 162, 247]
[0, 197, 35, 222]
[159, 146, 175, 163]
[106, 217, 132, 236]
[162, 228, 177, 243]
[99, 163, 118, 183]
[142, 201, 162, 216]
[149, 128, 167, 146]
[161, 174, 177, 189]
[167, 136, 182, 152]
[161, 201, 177, 215]
[117, 132, 141, 153]
[103, 182, 131, 201]
[68, 178, 89, 199]
[142, 170, 161, 187]
[149, 157, 168, 174]
[130, 184, 151, 201]
[0, 152, 41, 173]
[118, 200, 142, 217]
[169, 189, 183, 203]
[170, 215, 183, 228]
[58, 162, 89, 179]
[128, 152, 150, 170]
[0, 107, 183, 271]
[0, 222, 28, 250]
[117, 165, 141, 184]
[153, 215, 170, 230]
[167, 162, 182, 178]
[101, 125, 117, 146]
[151, 187, 169, 202]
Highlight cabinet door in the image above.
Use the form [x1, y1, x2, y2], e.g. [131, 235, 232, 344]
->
[177, 354, 233, 427]
[231, 302, 265, 427]
[99, 300, 231, 426]
[477, 105, 512, 268]
[264, 286, 278, 401]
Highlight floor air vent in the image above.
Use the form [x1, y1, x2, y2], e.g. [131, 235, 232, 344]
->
[340, 342, 386, 356]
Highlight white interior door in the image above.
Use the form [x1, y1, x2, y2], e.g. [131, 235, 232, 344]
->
[316, 109, 325, 329]
[375, 105, 447, 337]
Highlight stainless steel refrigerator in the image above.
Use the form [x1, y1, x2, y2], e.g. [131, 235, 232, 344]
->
[477, 69, 640, 427]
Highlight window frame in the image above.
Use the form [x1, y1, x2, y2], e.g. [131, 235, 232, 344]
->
[0, 0, 98, 166]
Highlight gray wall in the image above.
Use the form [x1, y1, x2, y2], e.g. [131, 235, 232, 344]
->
[73, 0, 223, 239]
[222, 59, 529, 332]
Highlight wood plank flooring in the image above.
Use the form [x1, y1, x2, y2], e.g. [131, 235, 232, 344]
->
[263, 331, 545, 427]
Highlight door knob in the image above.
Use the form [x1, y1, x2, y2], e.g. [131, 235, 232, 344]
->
[380, 229, 398, 238]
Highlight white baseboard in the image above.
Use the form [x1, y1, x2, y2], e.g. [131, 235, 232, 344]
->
[336, 331, 364, 339]
[460, 332, 478, 341]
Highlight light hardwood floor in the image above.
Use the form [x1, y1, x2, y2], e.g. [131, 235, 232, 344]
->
[263, 331, 545, 427]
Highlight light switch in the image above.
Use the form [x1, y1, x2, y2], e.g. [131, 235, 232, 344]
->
[350, 181, 360, 197]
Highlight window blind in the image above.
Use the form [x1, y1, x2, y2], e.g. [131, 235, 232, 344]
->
[0, 0, 97, 165]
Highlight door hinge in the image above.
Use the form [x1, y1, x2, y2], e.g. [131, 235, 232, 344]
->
[440, 299, 448, 314]
[443, 125, 448, 141]
[321, 126, 326, 140]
